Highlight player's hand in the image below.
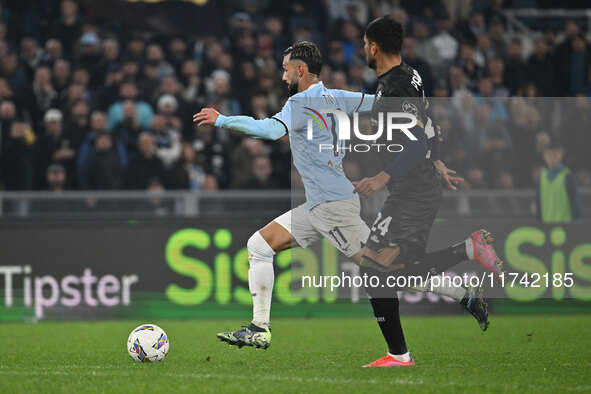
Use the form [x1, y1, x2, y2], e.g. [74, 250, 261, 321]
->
[434, 159, 463, 191]
[352, 171, 390, 198]
[193, 108, 220, 126]
[437, 125, 442, 142]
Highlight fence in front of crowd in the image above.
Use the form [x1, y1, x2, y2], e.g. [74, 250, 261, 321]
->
[0, 189, 590, 219]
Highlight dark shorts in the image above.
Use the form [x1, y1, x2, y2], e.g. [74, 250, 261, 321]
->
[365, 159, 443, 264]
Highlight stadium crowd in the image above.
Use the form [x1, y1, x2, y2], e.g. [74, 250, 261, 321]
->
[0, 0, 591, 193]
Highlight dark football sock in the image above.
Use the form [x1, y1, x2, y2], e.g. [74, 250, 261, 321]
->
[403, 241, 468, 278]
[368, 297, 408, 355]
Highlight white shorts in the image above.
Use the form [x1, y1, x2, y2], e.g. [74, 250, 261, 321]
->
[273, 197, 370, 257]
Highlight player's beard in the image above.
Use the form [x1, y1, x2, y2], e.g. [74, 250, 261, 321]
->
[367, 56, 377, 70]
[287, 79, 299, 96]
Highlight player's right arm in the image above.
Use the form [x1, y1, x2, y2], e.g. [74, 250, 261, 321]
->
[193, 107, 288, 141]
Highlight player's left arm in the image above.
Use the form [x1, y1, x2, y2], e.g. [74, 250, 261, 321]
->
[193, 108, 287, 140]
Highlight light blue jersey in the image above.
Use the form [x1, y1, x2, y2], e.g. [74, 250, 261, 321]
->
[215, 82, 373, 209]
[273, 82, 373, 208]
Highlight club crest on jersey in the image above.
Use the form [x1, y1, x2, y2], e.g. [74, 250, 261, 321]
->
[402, 101, 418, 116]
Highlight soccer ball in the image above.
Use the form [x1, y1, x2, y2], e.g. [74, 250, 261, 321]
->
[127, 323, 169, 362]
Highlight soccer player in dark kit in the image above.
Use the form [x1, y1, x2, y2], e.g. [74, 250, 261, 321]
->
[352, 16, 505, 367]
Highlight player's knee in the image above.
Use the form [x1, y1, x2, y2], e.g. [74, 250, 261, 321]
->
[360, 247, 401, 273]
[247, 231, 275, 264]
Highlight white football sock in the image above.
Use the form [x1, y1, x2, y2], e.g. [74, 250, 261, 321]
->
[411, 275, 467, 302]
[465, 237, 474, 260]
[427, 275, 467, 301]
[247, 231, 276, 327]
[388, 351, 411, 362]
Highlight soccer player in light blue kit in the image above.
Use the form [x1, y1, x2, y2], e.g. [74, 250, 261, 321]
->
[194, 41, 477, 350]
[195, 42, 372, 349]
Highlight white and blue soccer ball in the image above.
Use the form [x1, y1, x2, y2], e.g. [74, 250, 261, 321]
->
[127, 324, 169, 362]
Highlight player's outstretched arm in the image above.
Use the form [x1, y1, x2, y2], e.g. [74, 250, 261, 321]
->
[193, 108, 287, 140]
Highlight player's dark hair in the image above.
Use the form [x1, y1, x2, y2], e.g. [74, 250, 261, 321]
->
[283, 41, 322, 75]
[365, 16, 403, 55]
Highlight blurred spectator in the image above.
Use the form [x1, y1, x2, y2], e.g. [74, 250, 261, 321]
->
[192, 123, 229, 188]
[126, 132, 166, 189]
[413, 21, 441, 71]
[240, 156, 279, 189]
[75, 32, 102, 74]
[229, 137, 265, 188]
[107, 82, 153, 130]
[346, 58, 373, 93]
[269, 134, 291, 189]
[31, 66, 58, 124]
[45, 163, 67, 191]
[430, 16, 459, 76]
[79, 133, 124, 190]
[42, 39, 64, 67]
[113, 100, 143, 153]
[527, 38, 555, 97]
[77, 111, 128, 187]
[448, 66, 469, 97]
[465, 166, 487, 189]
[126, 34, 146, 62]
[495, 171, 514, 190]
[150, 112, 182, 168]
[179, 59, 202, 105]
[171, 143, 206, 190]
[63, 100, 90, 150]
[20, 37, 44, 80]
[121, 57, 141, 82]
[97, 64, 124, 110]
[157, 94, 183, 134]
[52, 59, 71, 97]
[1, 122, 35, 190]
[504, 39, 527, 96]
[146, 43, 175, 77]
[48, 0, 82, 54]
[153, 75, 192, 132]
[558, 33, 591, 96]
[2, 51, 26, 93]
[93, 38, 120, 87]
[146, 177, 170, 216]
[487, 57, 509, 96]
[0, 99, 17, 145]
[249, 90, 271, 120]
[202, 174, 220, 190]
[536, 144, 581, 223]
[460, 11, 486, 44]
[139, 61, 161, 103]
[327, 41, 347, 71]
[473, 34, 495, 69]
[168, 37, 188, 75]
[487, 16, 507, 60]
[456, 43, 483, 90]
[34, 109, 75, 189]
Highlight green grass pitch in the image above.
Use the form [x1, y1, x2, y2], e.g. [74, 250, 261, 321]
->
[1, 315, 590, 393]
